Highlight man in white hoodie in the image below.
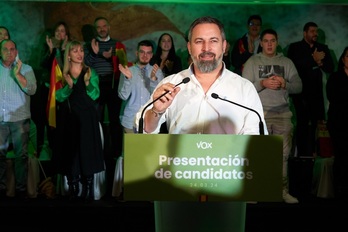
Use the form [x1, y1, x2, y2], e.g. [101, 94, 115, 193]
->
[243, 29, 302, 204]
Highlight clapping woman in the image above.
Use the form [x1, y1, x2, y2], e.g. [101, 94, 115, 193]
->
[150, 33, 183, 77]
[55, 41, 104, 201]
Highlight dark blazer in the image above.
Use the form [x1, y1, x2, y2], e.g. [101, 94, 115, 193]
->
[287, 39, 334, 120]
[231, 34, 262, 76]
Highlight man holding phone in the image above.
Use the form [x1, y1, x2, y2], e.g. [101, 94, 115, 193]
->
[0, 39, 37, 199]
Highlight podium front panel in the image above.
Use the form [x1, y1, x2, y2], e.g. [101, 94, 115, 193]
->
[124, 134, 282, 202]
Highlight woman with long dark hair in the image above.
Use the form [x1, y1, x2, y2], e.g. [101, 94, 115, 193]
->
[150, 33, 182, 77]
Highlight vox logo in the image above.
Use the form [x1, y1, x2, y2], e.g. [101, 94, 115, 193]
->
[196, 141, 212, 149]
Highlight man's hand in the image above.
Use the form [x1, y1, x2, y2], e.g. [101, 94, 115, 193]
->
[151, 64, 160, 80]
[262, 76, 282, 90]
[119, 64, 132, 79]
[312, 48, 325, 66]
[91, 38, 99, 54]
[273, 75, 286, 89]
[13, 59, 22, 77]
[144, 82, 181, 133]
[13, 59, 28, 88]
[102, 47, 112, 59]
[152, 82, 180, 113]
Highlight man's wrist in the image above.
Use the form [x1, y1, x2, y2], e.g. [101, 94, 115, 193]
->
[151, 107, 165, 117]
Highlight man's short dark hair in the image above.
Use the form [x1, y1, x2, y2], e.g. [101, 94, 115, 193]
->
[137, 40, 153, 50]
[94, 17, 109, 26]
[188, 16, 226, 42]
[0, 39, 16, 49]
[260, 29, 278, 41]
[247, 15, 262, 25]
[303, 22, 318, 32]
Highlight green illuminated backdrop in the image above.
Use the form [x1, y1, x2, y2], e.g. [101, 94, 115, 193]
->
[1, 1, 347, 115]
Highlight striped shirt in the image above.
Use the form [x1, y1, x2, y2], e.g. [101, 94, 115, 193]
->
[84, 37, 117, 77]
[0, 60, 37, 122]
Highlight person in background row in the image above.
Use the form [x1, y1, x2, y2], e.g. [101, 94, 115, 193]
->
[55, 40, 104, 202]
[0, 39, 37, 199]
[0, 26, 10, 59]
[222, 40, 232, 70]
[45, 21, 70, 60]
[287, 22, 334, 157]
[0, 26, 10, 42]
[326, 46, 348, 200]
[150, 33, 182, 133]
[150, 33, 182, 78]
[84, 16, 127, 196]
[116, 40, 163, 200]
[118, 40, 164, 133]
[231, 14, 263, 75]
[243, 29, 302, 204]
[35, 22, 71, 180]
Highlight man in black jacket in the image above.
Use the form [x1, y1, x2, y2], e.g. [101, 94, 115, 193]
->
[287, 22, 334, 158]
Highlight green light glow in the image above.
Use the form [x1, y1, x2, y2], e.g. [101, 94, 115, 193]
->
[28, 0, 348, 4]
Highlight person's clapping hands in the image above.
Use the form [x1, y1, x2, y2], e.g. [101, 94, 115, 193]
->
[312, 48, 325, 66]
[263, 75, 282, 90]
[273, 75, 286, 89]
[119, 64, 132, 79]
[91, 38, 99, 55]
[84, 67, 91, 86]
[63, 72, 73, 89]
[151, 64, 160, 80]
[46, 35, 54, 54]
[103, 47, 113, 59]
[164, 60, 174, 72]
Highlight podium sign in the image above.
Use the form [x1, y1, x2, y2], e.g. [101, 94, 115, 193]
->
[124, 134, 282, 202]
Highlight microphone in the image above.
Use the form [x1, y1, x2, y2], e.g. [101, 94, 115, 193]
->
[138, 77, 190, 133]
[211, 93, 265, 135]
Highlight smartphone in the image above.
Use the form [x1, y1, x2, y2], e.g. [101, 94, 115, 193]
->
[15, 54, 19, 62]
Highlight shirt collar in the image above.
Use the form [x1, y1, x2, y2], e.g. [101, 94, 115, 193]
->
[97, 35, 110, 42]
[0, 59, 15, 68]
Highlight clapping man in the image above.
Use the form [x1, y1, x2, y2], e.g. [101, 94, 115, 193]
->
[0, 39, 37, 199]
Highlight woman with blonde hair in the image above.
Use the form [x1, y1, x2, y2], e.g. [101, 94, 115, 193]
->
[55, 40, 104, 201]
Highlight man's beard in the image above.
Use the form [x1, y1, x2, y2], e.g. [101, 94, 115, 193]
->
[138, 60, 149, 66]
[310, 36, 318, 44]
[98, 30, 108, 38]
[193, 52, 221, 73]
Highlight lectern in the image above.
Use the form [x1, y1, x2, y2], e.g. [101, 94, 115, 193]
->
[124, 134, 283, 232]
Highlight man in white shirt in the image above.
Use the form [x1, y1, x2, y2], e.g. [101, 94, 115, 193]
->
[136, 17, 266, 136]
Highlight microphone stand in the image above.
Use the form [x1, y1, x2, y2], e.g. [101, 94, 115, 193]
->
[211, 93, 264, 135]
[138, 91, 170, 134]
